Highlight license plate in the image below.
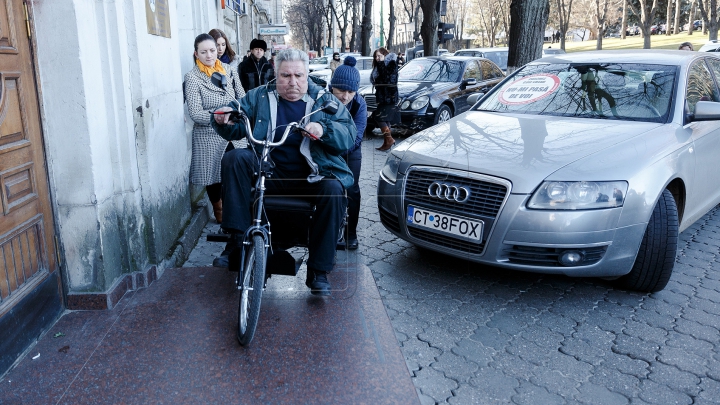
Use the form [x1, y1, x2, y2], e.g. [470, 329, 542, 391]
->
[406, 205, 483, 241]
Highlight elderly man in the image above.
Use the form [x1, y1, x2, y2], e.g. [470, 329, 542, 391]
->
[212, 49, 356, 296]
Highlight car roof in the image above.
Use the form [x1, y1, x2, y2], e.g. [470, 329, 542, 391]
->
[419, 55, 489, 62]
[533, 49, 706, 66]
[455, 47, 509, 53]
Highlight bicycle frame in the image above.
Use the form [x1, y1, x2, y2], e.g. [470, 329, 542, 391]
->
[234, 107, 330, 290]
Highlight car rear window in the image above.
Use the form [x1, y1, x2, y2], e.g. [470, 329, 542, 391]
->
[398, 59, 463, 82]
[481, 51, 508, 70]
[476, 63, 676, 123]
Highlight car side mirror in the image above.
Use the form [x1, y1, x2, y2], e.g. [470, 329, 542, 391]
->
[693, 100, 720, 121]
[321, 100, 339, 115]
[461, 78, 477, 89]
[467, 93, 482, 105]
[211, 72, 227, 90]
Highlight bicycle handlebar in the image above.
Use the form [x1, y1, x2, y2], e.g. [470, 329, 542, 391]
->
[235, 106, 326, 147]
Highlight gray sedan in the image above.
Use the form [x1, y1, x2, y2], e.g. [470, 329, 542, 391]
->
[377, 50, 720, 292]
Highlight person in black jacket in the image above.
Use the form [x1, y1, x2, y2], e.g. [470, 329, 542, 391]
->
[371, 47, 400, 151]
[238, 39, 275, 92]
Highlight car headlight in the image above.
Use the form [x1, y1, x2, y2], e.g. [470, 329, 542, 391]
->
[380, 152, 402, 184]
[410, 96, 429, 110]
[401, 100, 411, 110]
[527, 181, 628, 210]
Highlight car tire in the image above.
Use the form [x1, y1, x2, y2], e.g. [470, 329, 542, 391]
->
[434, 105, 453, 125]
[616, 189, 678, 293]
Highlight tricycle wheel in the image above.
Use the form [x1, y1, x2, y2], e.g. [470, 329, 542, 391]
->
[237, 234, 266, 345]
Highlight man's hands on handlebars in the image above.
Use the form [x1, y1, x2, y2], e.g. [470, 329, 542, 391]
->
[213, 107, 323, 141]
[213, 107, 241, 125]
[301, 122, 323, 141]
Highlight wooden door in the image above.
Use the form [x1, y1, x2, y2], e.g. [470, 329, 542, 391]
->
[0, 0, 62, 372]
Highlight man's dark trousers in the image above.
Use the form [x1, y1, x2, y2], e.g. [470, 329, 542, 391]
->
[221, 148, 346, 272]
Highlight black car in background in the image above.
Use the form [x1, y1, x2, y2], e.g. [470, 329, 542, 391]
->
[359, 56, 505, 133]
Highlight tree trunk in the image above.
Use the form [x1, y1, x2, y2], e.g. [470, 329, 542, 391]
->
[674, 0, 682, 34]
[697, 0, 718, 40]
[689, 0, 696, 35]
[637, 0, 657, 48]
[388, 1, 396, 48]
[712, 0, 718, 40]
[419, 0, 439, 57]
[621, 0, 627, 39]
[507, 0, 550, 73]
[361, 0, 373, 55]
[666, 0, 672, 35]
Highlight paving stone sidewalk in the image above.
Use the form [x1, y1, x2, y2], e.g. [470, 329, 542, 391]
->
[186, 134, 720, 405]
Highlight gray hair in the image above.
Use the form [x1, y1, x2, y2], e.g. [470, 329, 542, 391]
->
[275, 48, 309, 72]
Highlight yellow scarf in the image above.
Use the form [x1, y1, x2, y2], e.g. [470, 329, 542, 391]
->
[196, 59, 226, 77]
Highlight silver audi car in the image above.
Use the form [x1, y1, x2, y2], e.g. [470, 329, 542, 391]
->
[377, 50, 720, 292]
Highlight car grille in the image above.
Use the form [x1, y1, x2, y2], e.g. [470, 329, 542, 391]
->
[379, 205, 401, 233]
[404, 171, 508, 218]
[364, 94, 377, 110]
[505, 245, 607, 267]
[403, 169, 509, 255]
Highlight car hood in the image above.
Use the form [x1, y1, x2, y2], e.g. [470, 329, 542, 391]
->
[395, 111, 663, 193]
[361, 81, 456, 99]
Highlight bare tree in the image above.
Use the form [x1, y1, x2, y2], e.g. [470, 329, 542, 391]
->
[329, 0, 355, 52]
[594, 0, 610, 49]
[507, 0, 550, 73]
[665, 0, 673, 35]
[697, 0, 719, 40]
[556, 0, 574, 49]
[628, 0, 658, 48]
[673, 0, 682, 34]
[286, 0, 327, 52]
[444, 0, 470, 50]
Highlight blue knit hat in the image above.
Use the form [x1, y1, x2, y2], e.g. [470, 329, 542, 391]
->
[331, 56, 360, 92]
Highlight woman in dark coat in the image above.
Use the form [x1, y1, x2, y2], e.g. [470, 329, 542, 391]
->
[370, 47, 400, 151]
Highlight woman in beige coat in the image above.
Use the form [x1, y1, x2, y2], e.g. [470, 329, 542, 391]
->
[184, 33, 245, 222]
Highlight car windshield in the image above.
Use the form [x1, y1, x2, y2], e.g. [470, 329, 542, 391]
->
[311, 57, 327, 64]
[398, 59, 463, 82]
[476, 63, 676, 123]
[482, 51, 508, 69]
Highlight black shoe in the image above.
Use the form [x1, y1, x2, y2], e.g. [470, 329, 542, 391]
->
[309, 270, 331, 296]
[336, 238, 347, 251]
[212, 234, 242, 268]
[212, 251, 230, 268]
[347, 238, 359, 250]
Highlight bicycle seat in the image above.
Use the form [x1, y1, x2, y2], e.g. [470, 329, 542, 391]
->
[264, 196, 315, 213]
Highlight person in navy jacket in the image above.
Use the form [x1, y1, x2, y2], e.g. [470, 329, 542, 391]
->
[330, 56, 367, 250]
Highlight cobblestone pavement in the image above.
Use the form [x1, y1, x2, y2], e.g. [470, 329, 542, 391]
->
[186, 133, 720, 405]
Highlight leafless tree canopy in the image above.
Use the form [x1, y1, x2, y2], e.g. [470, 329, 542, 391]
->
[286, 0, 327, 53]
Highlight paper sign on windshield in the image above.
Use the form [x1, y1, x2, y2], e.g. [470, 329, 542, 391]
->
[498, 74, 560, 105]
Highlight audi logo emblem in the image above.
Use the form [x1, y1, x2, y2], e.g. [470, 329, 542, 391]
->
[427, 182, 471, 203]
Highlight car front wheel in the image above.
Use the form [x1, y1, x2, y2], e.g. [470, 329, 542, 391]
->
[434, 105, 453, 125]
[616, 189, 678, 293]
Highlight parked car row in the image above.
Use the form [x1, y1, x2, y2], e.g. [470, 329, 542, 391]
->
[360, 56, 506, 133]
[376, 50, 720, 293]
